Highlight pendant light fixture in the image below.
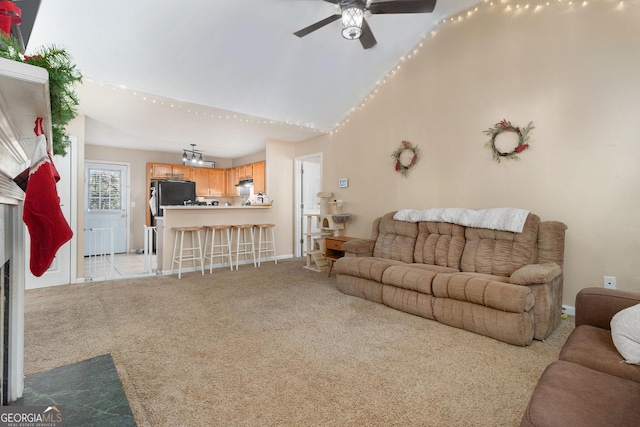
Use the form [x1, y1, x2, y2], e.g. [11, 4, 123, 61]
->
[182, 144, 203, 165]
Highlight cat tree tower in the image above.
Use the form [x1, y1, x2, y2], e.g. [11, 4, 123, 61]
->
[304, 192, 352, 271]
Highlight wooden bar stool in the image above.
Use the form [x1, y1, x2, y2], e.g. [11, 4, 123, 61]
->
[231, 224, 256, 270]
[254, 223, 277, 267]
[171, 226, 204, 279]
[203, 225, 233, 273]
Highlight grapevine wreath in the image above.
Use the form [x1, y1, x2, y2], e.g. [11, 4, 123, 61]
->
[484, 120, 534, 163]
[392, 140, 419, 177]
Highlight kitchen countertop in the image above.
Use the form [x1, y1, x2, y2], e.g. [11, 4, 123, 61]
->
[161, 204, 272, 210]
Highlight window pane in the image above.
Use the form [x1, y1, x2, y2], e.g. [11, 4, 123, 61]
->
[88, 169, 121, 210]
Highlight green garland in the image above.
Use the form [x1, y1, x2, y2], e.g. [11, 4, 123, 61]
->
[0, 34, 82, 156]
[483, 120, 534, 163]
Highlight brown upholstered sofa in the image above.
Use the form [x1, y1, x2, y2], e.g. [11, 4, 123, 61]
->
[334, 210, 568, 346]
[521, 287, 640, 426]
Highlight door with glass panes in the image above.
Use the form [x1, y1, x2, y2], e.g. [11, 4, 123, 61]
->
[84, 162, 128, 256]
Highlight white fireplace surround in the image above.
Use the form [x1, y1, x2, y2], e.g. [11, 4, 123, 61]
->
[0, 58, 52, 402]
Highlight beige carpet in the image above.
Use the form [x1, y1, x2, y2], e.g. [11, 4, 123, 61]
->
[23, 258, 573, 426]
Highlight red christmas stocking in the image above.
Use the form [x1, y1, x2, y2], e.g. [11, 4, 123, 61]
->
[23, 120, 73, 277]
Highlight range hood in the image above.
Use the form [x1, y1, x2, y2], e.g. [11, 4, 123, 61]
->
[235, 179, 253, 187]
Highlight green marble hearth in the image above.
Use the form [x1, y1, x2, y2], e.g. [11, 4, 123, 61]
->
[13, 354, 136, 426]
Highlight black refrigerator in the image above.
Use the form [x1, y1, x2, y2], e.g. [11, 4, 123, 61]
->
[151, 180, 196, 217]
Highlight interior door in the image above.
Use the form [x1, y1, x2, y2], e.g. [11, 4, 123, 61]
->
[26, 137, 77, 289]
[84, 162, 128, 256]
[294, 154, 322, 257]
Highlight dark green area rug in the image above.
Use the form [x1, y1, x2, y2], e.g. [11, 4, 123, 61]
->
[13, 353, 136, 426]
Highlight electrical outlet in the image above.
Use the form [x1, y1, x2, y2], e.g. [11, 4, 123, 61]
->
[604, 276, 616, 290]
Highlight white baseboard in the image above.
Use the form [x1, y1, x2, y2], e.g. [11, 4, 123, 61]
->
[562, 304, 575, 316]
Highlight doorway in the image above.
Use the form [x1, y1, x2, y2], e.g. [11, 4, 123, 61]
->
[294, 153, 322, 257]
[84, 162, 129, 256]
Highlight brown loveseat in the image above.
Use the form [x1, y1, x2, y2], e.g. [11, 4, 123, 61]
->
[334, 210, 568, 346]
[521, 287, 640, 426]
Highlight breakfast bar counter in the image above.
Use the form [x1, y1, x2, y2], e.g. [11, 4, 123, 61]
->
[155, 204, 274, 273]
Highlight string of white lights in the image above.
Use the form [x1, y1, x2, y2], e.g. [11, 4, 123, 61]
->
[83, 78, 328, 135]
[330, 0, 636, 134]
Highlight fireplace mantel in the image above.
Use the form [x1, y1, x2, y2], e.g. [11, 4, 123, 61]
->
[0, 57, 52, 181]
[0, 57, 52, 402]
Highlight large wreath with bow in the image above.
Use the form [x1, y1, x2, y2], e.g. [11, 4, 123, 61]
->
[484, 120, 534, 163]
[392, 140, 419, 177]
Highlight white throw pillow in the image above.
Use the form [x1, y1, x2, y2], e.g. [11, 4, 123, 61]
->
[611, 303, 640, 365]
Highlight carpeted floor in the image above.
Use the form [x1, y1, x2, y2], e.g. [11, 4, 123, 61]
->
[23, 258, 574, 426]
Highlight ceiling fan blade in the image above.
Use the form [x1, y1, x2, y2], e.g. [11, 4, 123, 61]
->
[294, 14, 341, 38]
[359, 18, 377, 49]
[368, 0, 437, 14]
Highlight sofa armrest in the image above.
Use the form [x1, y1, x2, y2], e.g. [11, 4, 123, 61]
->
[342, 239, 375, 257]
[575, 287, 640, 330]
[509, 263, 562, 286]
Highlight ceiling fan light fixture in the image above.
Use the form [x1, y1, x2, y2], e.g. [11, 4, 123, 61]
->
[341, 6, 364, 40]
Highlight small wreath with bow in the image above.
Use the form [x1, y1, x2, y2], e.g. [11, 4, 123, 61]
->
[392, 140, 419, 177]
[484, 120, 534, 162]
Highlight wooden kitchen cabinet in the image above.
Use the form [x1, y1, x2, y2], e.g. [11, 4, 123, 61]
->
[226, 167, 238, 196]
[171, 164, 192, 180]
[149, 163, 192, 180]
[147, 161, 264, 199]
[252, 161, 265, 193]
[192, 168, 226, 196]
[192, 167, 209, 196]
[149, 163, 173, 179]
[208, 169, 226, 196]
[238, 164, 253, 180]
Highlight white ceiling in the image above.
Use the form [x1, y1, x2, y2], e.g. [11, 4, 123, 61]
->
[27, 0, 480, 159]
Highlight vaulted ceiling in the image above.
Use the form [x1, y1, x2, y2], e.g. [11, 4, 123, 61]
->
[27, 0, 481, 158]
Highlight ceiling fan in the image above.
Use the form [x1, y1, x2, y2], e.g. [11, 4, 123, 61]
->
[294, 0, 437, 49]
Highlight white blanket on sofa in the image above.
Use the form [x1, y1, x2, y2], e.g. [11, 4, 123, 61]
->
[393, 207, 530, 233]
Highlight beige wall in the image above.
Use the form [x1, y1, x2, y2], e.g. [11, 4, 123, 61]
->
[234, 151, 266, 166]
[265, 139, 295, 255]
[295, 1, 640, 306]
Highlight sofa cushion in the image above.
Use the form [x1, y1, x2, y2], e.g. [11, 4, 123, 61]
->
[414, 221, 465, 269]
[336, 275, 384, 304]
[372, 212, 418, 263]
[509, 262, 562, 286]
[520, 360, 640, 427]
[559, 324, 640, 383]
[461, 213, 540, 276]
[432, 298, 534, 346]
[454, 271, 510, 283]
[334, 257, 405, 282]
[611, 303, 640, 365]
[432, 274, 535, 313]
[381, 265, 457, 295]
[382, 286, 434, 320]
[342, 239, 375, 257]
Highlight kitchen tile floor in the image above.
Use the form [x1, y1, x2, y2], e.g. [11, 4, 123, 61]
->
[83, 252, 156, 280]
